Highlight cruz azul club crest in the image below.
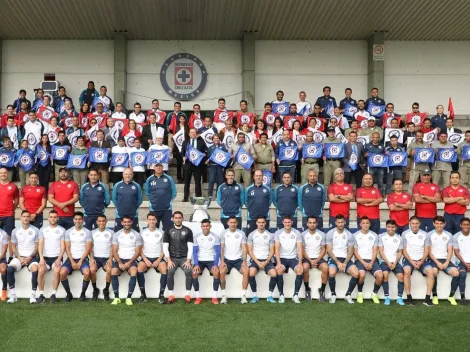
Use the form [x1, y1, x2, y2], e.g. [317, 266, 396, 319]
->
[418, 149, 432, 161]
[214, 151, 228, 164]
[93, 149, 106, 162]
[372, 154, 386, 165]
[391, 153, 404, 165]
[0, 153, 12, 165]
[160, 53, 208, 101]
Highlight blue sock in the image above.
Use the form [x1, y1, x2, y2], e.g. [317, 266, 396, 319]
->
[269, 276, 277, 293]
[193, 277, 200, 291]
[213, 278, 220, 291]
[459, 271, 467, 298]
[358, 283, 364, 292]
[383, 281, 390, 296]
[137, 272, 146, 296]
[1, 274, 6, 290]
[346, 277, 358, 295]
[397, 281, 404, 297]
[277, 275, 284, 295]
[127, 276, 137, 298]
[61, 279, 71, 295]
[7, 266, 15, 289]
[249, 276, 257, 293]
[328, 276, 336, 295]
[450, 276, 459, 296]
[81, 280, 90, 295]
[112, 275, 119, 297]
[373, 283, 381, 294]
[432, 279, 437, 296]
[294, 275, 302, 295]
[160, 274, 167, 295]
[31, 271, 38, 291]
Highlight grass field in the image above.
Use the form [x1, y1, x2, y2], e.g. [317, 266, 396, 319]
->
[1, 298, 467, 352]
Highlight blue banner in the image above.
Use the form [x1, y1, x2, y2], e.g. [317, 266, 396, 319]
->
[324, 101, 335, 118]
[185, 144, 204, 166]
[279, 144, 298, 161]
[272, 102, 289, 115]
[324, 143, 344, 159]
[388, 151, 408, 167]
[367, 101, 385, 117]
[147, 149, 169, 164]
[367, 153, 388, 168]
[32, 99, 43, 112]
[67, 154, 88, 169]
[110, 153, 129, 167]
[209, 147, 231, 167]
[262, 170, 272, 188]
[89, 147, 109, 163]
[0, 150, 15, 168]
[463, 145, 470, 161]
[51, 144, 69, 161]
[36, 145, 51, 167]
[414, 148, 435, 163]
[343, 102, 358, 118]
[437, 148, 457, 163]
[17, 150, 35, 171]
[235, 146, 254, 170]
[130, 151, 148, 167]
[302, 143, 322, 159]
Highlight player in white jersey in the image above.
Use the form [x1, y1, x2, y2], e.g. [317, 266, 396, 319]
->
[353, 217, 383, 304]
[219, 216, 249, 304]
[402, 216, 435, 306]
[0, 228, 8, 301]
[325, 214, 359, 304]
[453, 217, 470, 305]
[247, 216, 278, 304]
[427, 216, 460, 306]
[137, 213, 167, 304]
[7, 211, 40, 303]
[90, 215, 114, 301]
[301, 216, 328, 302]
[192, 219, 221, 305]
[378, 220, 405, 306]
[274, 216, 303, 304]
[111, 216, 142, 306]
[37, 210, 66, 304]
[60, 212, 92, 302]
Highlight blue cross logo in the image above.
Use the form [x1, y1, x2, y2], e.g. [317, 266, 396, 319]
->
[178, 69, 190, 83]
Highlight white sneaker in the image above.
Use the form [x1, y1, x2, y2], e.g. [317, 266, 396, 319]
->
[7, 295, 17, 304]
[30, 295, 37, 304]
[346, 295, 354, 304]
[292, 295, 300, 304]
[241, 296, 247, 304]
[329, 295, 337, 304]
[278, 295, 285, 304]
[221, 296, 228, 304]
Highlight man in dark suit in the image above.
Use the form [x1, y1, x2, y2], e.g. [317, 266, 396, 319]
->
[443, 118, 462, 171]
[141, 113, 167, 150]
[181, 128, 207, 202]
[89, 129, 111, 186]
[342, 130, 364, 189]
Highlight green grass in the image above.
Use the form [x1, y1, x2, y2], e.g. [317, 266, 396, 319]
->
[1, 298, 467, 352]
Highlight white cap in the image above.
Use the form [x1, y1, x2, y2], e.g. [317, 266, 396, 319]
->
[156, 127, 165, 138]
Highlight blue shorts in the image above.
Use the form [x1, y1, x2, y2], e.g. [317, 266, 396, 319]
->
[380, 262, 404, 275]
[429, 259, 457, 274]
[63, 258, 90, 275]
[112, 257, 138, 273]
[402, 258, 432, 275]
[94, 257, 110, 271]
[458, 262, 470, 272]
[302, 257, 327, 267]
[225, 258, 243, 274]
[139, 257, 166, 273]
[328, 257, 355, 274]
[44, 256, 59, 271]
[355, 259, 382, 276]
[197, 260, 215, 274]
[249, 258, 275, 273]
[280, 257, 300, 273]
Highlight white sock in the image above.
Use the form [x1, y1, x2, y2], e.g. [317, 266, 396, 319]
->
[10, 288, 16, 295]
[212, 291, 218, 299]
[221, 289, 226, 296]
[185, 290, 191, 297]
[51, 290, 57, 295]
[195, 291, 200, 298]
[269, 291, 273, 296]
[168, 290, 174, 296]
[39, 291, 44, 296]
[31, 290, 36, 296]
[241, 290, 247, 297]
[252, 292, 257, 297]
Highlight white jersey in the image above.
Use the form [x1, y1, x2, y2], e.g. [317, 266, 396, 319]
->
[65, 227, 92, 259]
[378, 233, 403, 264]
[220, 229, 246, 261]
[0, 229, 8, 250]
[453, 232, 470, 263]
[12, 226, 39, 257]
[112, 111, 127, 119]
[140, 227, 164, 258]
[129, 112, 145, 124]
[194, 232, 220, 263]
[302, 229, 326, 259]
[39, 225, 66, 258]
[402, 229, 430, 261]
[91, 228, 114, 258]
[428, 230, 453, 260]
[247, 230, 274, 259]
[112, 229, 142, 260]
[274, 228, 302, 259]
[353, 230, 378, 261]
[325, 229, 354, 259]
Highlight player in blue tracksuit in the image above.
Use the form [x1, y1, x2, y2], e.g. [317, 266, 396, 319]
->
[298, 169, 327, 231]
[273, 171, 299, 229]
[112, 168, 142, 232]
[275, 130, 298, 182]
[145, 163, 177, 231]
[245, 170, 272, 232]
[216, 169, 244, 230]
[80, 169, 111, 230]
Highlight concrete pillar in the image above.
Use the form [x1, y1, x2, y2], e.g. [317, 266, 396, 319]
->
[114, 34, 127, 106]
[367, 33, 385, 97]
[242, 32, 256, 109]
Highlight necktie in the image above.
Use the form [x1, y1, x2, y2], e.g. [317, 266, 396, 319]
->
[192, 139, 196, 148]
[99, 141, 102, 148]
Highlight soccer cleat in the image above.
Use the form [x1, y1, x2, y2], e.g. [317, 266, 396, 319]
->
[461, 298, 468, 306]
[267, 296, 276, 303]
[1, 289, 7, 301]
[432, 296, 439, 305]
[384, 297, 391, 305]
[211, 298, 219, 305]
[371, 293, 380, 304]
[36, 295, 46, 304]
[220, 296, 228, 304]
[278, 295, 285, 304]
[184, 295, 191, 304]
[158, 294, 167, 304]
[30, 294, 37, 304]
[305, 289, 311, 302]
[7, 295, 17, 304]
[250, 296, 259, 304]
[406, 298, 414, 306]
[318, 289, 326, 302]
[92, 288, 100, 301]
[329, 295, 337, 304]
[111, 298, 121, 305]
[194, 297, 203, 305]
[125, 298, 133, 306]
[103, 288, 110, 301]
[167, 295, 176, 304]
[346, 295, 354, 304]
[448, 297, 457, 306]
[50, 294, 57, 304]
[241, 296, 248, 304]
[396, 297, 405, 306]
[292, 295, 300, 304]
[356, 293, 363, 304]
[423, 299, 434, 307]
[64, 293, 73, 303]
[80, 294, 87, 302]
[139, 295, 147, 304]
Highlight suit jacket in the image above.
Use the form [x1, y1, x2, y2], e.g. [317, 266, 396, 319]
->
[446, 127, 462, 134]
[142, 123, 168, 150]
[181, 137, 207, 169]
[342, 142, 364, 172]
[90, 140, 112, 166]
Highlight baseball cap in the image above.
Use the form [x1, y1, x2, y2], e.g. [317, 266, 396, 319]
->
[327, 127, 335, 132]
[154, 162, 163, 167]
[421, 168, 431, 175]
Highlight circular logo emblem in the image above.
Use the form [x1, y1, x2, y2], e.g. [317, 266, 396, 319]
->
[235, 234, 240, 239]
[306, 145, 318, 157]
[368, 236, 373, 241]
[64, 117, 72, 128]
[360, 119, 369, 129]
[130, 235, 134, 240]
[189, 150, 199, 161]
[224, 135, 234, 148]
[204, 132, 214, 144]
[418, 150, 431, 161]
[290, 188, 295, 192]
[89, 130, 97, 142]
[393, 238, 398, 243]
[81, 117, 89, 128]
[126, 136, 136, 147]
[160, 53, 208, 101]
[56, 148, 66, 159]
[312, 132, 324, 143]
[115, 155, 126, 165]
[214, 152, 227, 163]
[291, 234, 295, 239]
[94, 150, 105, 162]
[133, 153, 145, 165]
[67, 184, 72, 188]
[328, 145, 341, 157]
[357, 136, 367, 145]
[176, 134, 184, 147]
[411, 115, 421, 125]
[425, 132, 435, 142]
[371, 106, 381, 115]
[449, 134, 462, 144]
[346, 106, 358, 116]
[0, 153, 12, 165]
[388, 130, 400, 140]
[72, 156, 82, 167]
[98, 186, 102, 191]
[20, 154, 32, 166]
[419, 235, 423, 240]
[42, 109, 52, 120]
[263, 235, 268, 240]
[315, 235, 321, 240]
[48, 131, 58, 144]
[350, 154, 358, 164]
[440, 150, 453, 161]
[239, 153, 249, 164]
[342, 235, 346, 239]
[114, 119, 125, 130]
[327, 106, 335, 117]
[193, 119, 202, 130]
[443, 236, 448, 241]
[163, 178, 168, 182]
[262, 188, 267, 193]
[385, 116, 394, 127]
[391, 153, 404, 165]
[315, 118, 322, 129]
[27, 133, 37, 146]
[218, 112, 229, 122]
[153, 151, 163, 162]
[241, 114, 251, 124]
[131, 185, 136, 190]
[93, 115, 104, 126]
[277, 104, 287, 114]
[234, 186, 239, 190]
[372, 154, 385, 165]
[265, 114, 275, 125]
[262, 174, 269, 185]
[283, 147, 296, 160]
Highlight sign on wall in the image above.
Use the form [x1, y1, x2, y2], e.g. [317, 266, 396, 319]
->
[373, 44, 384, 61]
[160, 53, 208, 101]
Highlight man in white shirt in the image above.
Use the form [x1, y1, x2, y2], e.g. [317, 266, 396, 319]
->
[7, 210, 40, 304]
[274, 216, 303, 304]
[23, 110, 45, 149]
[89, 214, 114, 301]
[136, 213, 167, 304]
[110, 216, 142, 306]
[247, 216, 278, 303]
[111, 102, 127, 120]
[129, 102, 146, 124]
[296, 91, 313, 118]
[37, 210, 65, 304]
[60, 212, 92, 303]
[219, 216, 248, 304]
[353, 217, 383, 304]
[453, 217, 470, 305]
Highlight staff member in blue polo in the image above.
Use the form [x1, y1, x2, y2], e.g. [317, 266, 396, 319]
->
[80, 169, 110, 230]
[145, 162, 177, 231]
[298, 169, 327, 231]
[216, 168, 244, 230]
[245, 169, 272, 232]
[273, 171, 299, 229]
[112, 168, 142, 232]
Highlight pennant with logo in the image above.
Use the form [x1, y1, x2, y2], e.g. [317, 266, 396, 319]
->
[147, 149, 169, 164]
[423, 128, 438, 143]
[51, 144, 69, 161]
[262, 112, 277, 126]
[209, 147, 231, 167]
[200, 128, 215, 147]
[112, 118, 129, 131]
[89, 147, 109, 163]
[388, 152, 407, 167]
[272, 102, 290, 116]
[356, 115, 371, 129]
[302, 143, 322, 159]
[262, 170, 272, 188]
[271, 129, 284, 145]
[36, 145, 51, 167]
[406, 137, 416, 146]
[335, 127, 347, 143]
[462, 145, 470, 161]
[308, 129, 326, 143]
[324, 143, 344, 159]
[414, 148, 435, 163]
[172, 128, 185, 152]
[406, 113, 426, 127]
[343, 102, 358, 118]
[37, 106, 56, 123]
[367, 101, 385, 117]
[17, 149, 35, 171]
[86, 124, 99, 143]
[448, 132, 465, 146]
[26, 132, 40, 149]
[67, 129, 82, 147]
[324, 101, 335, 118]
[124, 134, 136, 148]
[283, 115, 303, 129]
[107, 125, 120, 144]
[214, 110, 234, 124]
[130, 151, 148, 167]
[222, 131, 235, 149]
[357, 135, 369, 146]
[110, 153, 129, 167]
[307, 117, 325, 131]
[92, 113, 107, 128]
[382, 114, 401, 128]
[185, 144, 205, 166]
[235, 147, 254, 170]
[6, 126, 19, 149]
[61, 114, 75, 128]
[32, 99, 43, 112]
[384, 128, 404, 144]
[279, 144, 298, 162]
[291, 130, 304, 145]
[368, 153, 388, 168]
[0, 150, 15, 168]
[437, 148, 457, 163]
[67, 154, 88, 169]
[191, 116, 203, 130]
[80, 114, 89, 129]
